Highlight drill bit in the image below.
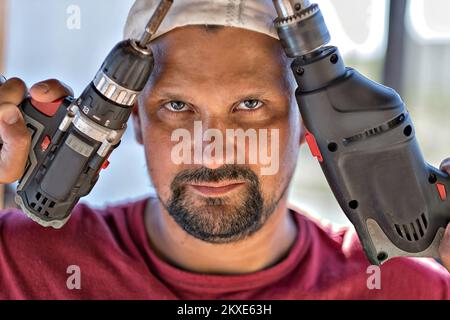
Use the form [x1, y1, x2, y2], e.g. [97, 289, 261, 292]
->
[138, 0, 173, 48]
[272, 0, 330, 57]
[273, 0, 311, 18]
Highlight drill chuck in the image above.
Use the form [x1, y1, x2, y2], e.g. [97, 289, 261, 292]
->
[80, 39, 154, 130]
[273, 0, 330, 57]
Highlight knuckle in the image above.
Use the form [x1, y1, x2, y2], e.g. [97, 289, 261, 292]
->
[0, 103, 13, 111]
[5, 124, 32, 148]
[6, 77, 26, 90]
[0, 164, 24, 184]
[0, 104, 19, 119]
[0, 78, 27, 100]
[8, 170, 23, 183]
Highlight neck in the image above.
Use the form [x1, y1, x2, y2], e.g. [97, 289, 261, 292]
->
[144, 195, 298, 274]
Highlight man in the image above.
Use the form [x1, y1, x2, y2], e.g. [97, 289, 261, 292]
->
[0, 0, 449, 299]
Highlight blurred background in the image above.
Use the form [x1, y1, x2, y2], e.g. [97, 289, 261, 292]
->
[0, 0, 449, 226]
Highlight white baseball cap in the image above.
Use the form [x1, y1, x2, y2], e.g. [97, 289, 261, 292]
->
[123, 0, 280, 41]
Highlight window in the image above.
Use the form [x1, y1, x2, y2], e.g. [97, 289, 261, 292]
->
[407, 0, 450, 43]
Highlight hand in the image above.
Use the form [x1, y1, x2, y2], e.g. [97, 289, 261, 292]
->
[0, 78, 73, 184]
[438, 158, 450, 272]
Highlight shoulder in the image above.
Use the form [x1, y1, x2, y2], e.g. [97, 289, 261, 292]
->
[0, 196, 149, 256]
[0, 197, 154, 299]
[289, 203, 450, 299]
[337, 222, 450, 298]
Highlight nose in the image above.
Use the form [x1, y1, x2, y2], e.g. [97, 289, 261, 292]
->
[199, 117, 228, 170]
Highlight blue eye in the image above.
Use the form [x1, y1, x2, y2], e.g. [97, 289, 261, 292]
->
[163, 101, 189, 112]
[237, 100, 263, 111]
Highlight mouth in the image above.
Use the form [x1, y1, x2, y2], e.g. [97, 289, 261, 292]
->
[188, 181, 245, 197]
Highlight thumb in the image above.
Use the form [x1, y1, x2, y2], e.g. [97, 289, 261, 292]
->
[29, 79, 74, 103]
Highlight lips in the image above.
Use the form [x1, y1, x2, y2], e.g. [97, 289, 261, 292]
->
[188, 181, 244, 197]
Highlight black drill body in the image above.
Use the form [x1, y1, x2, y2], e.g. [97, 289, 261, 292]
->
[9, 0, 173, 228]
[273, 1, 450, 264]
[14, 39, 154, 228]
[295, 47, 450, 264]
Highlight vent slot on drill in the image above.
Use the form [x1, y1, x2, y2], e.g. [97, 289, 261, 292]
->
[343, 113, 407, 146]
[394, 213, 428, 242]
[31, 191, 56, 217]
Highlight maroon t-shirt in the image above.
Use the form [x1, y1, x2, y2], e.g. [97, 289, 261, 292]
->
[0, 196, 448, 299]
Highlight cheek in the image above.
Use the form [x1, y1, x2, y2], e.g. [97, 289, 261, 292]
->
[257, 109, 300, 195]
[265, 107, 300, 166]
[140, 114, 182, 198]
[283, 107, 302, 164]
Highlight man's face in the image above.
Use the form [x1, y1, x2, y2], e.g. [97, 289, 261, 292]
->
[133, 26, 303, 243]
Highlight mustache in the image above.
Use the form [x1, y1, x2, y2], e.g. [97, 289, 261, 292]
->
[170, 165, 259, 187]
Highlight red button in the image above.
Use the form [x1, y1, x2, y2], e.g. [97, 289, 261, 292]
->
[436, 183, 447, 201]
[101, 160, 110, 170]
[305, 129, 323, 162]
[30, 98, 64, 117]
[40, 135, 51, 152]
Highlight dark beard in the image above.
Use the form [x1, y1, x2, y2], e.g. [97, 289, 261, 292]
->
[160, 165, 278, 243]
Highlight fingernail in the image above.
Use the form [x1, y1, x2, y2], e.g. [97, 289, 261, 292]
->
[32, 82, 50, 94]
[3, 108, 20, 125]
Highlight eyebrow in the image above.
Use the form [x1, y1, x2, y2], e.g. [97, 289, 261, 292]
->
[152, 91, 193, 103]
[152, 88, 272, 103]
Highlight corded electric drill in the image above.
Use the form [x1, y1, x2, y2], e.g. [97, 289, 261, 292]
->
[2, 0, 172, 229]
[272, 0, 450, 264]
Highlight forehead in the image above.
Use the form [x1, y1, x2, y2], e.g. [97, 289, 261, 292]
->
[148, 26, 290, 89]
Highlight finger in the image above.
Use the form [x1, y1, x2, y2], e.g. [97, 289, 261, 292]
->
[440, 158, 450, 173]
[0, 77, 27, 106]
[29, 79, 74, 103]
[0, 78, 30, 183]
[438, 223, 450, 273]
[0, 103, 31, 183]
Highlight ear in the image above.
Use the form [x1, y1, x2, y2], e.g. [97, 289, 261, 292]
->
[300, 119, 306, 145]
[132, 103, 144, 145]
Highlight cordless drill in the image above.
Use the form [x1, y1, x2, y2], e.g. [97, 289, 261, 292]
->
[2, 0, 173, 229]
[272, 0, 450, 264]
